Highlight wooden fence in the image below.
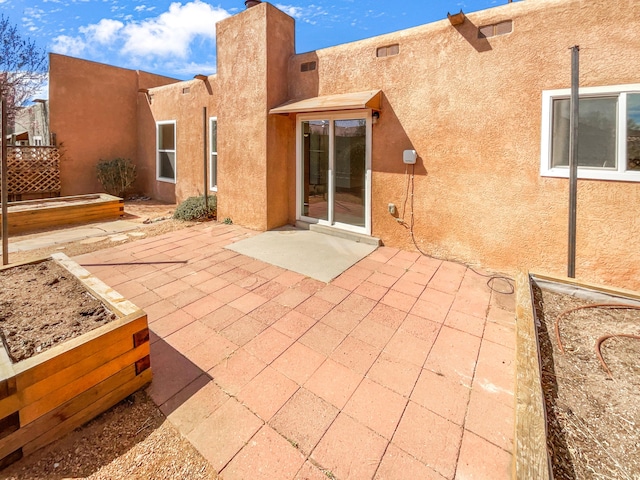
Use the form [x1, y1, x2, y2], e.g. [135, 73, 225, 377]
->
[0, 147, 61, 201]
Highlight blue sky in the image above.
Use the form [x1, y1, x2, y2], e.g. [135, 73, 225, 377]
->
[2, 0, 510, 81]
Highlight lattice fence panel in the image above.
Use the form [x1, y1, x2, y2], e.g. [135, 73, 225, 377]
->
[0, 146, 61, 195]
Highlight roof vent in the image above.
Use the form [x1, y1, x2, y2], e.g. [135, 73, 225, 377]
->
[245, 0, 262, 8]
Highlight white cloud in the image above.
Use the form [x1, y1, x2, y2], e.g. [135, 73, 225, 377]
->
[79, 18, 123, 44]
[50, 35, 87, 56]
[275, 3, 328, 25]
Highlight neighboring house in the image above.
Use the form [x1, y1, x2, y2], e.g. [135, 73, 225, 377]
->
[48, 0, 640, 291]
[8, 101, 50, 146]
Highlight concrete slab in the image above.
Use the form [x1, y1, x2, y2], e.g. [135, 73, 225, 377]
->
[225, 227, 378, 283]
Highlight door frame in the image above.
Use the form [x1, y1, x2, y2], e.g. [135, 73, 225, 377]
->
[296, 109, 372, 236]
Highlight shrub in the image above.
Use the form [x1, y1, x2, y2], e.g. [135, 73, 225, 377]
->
[173, 195, 217, 221]
[96, 158, 137, 198]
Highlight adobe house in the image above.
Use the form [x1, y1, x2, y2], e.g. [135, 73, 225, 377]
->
[49, 0, 640, 291]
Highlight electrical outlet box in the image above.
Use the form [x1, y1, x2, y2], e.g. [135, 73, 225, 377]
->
[403, 150, 417, 164]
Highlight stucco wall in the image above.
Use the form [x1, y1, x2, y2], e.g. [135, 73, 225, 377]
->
[49, 54, 178, 198]
[285, 0, 640, 290]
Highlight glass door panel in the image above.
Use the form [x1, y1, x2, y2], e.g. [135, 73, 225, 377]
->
[334, 119, 366, 228]
[301, 120, 330, 221]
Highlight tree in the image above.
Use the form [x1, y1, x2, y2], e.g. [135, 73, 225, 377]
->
[0, 15, 48, 122]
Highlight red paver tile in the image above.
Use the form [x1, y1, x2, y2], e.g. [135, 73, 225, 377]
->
[368, 246, 399, 262]
[200, 304, 245, 331]
[210, 283, 250, 303]
[336, 293, 377, 318]
[399, 269, 431, 287]
[295, 461, 330, 480]
[399, 314, 441, 344]
[253, 279, 289, 298]
[165, 265, 197, 279]
[454, 430, 512, 480]
[486, 304, 515, 325]
[130, 290, 163, 309]
[166, 287, 207, 309]
[256, 264, 287, 280]
[165, 320, 214, 352]
[331, 336, 379, 375]
[272, 342, 326, 385]
[209, 348, 267, 395]
[182, 269, 215, 286]
[139, 299, 180, 324]
[320, 308, 362, 334]
[274, 270, 307, 287]
[410, 298, 450, 323]
[393, 401, 463, 479]
[248, 300, 292, 326]
[229, 291, 269, 314]
[163, 378, 229, 435]
[244, 327, 295, 364]
[356, 257, 383, 272]
[222, 425, 306, 480]
[411, 369, 471, 426]
[274, 288, 311, 308]
[393, 249, 422, 263]
[424, 326, 481, 386]
[183, 331, 238, 371]
[445, 310, 486, 337]
[472, 339, 515, 407]
[220, 267, 252, 284]
[450, 293, 490, 319]
[367, 272, 398, 288]
[350, 318, 396, 349]
[182, 295, 224, 319]
[343, 264, 374, 281]
[381, 290, 417, 313]
[135, 271, 177, 290]
[387, 257, 415, 271]
[147, 339, 203, 406]
[311, 413, 387, 480]
[235, 273, 269, 291]
[186, 397, 263, 472]
[220, 316, 267, 346]
[270, 388, 339, 455]
[305, 358, 363, 409]
[384, 330, 433, 367]
[465, 389, 514, 451]
[419, 287, 456, 307]
[377, 263, 406, 279]
[194, 276, 230, 294]
[391, 277, 425, 298]
[428, 263, 465, 294]
[365, 303, 407, 330]
[299, 322, 347, 356]
[295, 295, 335, 320]
[409, 255, 441, 276]
[344, 378, 407, 439]
[241, 259, 270, 274]
[354, 281, 389, 301]
[483, 318, 515, 349]
[295, 278, 326, 295]
[237, 366, 299, 420]
[488, 292, 516, 316]
[375, 443, 446, 480]
[330, 272, 365, 291]
[367, 352, 422, 397]
[149, 309, 196, 338]
[154, 278, 192, 299]
[315, 284, 350, 305]
[115, 280, 148, 299]
[272, 310, 316, 339]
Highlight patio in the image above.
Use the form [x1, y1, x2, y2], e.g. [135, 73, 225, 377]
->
[75, 222, 516, 480]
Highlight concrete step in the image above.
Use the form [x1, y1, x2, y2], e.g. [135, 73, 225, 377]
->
[295, 221, 381, 246]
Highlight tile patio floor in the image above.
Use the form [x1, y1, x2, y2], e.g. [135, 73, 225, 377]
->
[75, 222, 516, 480]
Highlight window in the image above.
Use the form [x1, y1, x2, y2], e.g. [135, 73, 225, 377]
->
[157, 121, 176, 182]
[478, 20, 512, 38]
[376, 44, 399, 58]
[210, 117, 218, 191]
[540, 84, 640, 182]
[300, 61, 316, 72]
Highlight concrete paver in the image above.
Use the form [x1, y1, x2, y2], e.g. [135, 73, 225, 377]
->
[72, 221, 516, 479]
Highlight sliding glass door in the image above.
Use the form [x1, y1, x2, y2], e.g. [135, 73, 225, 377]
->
[298, 111, 371, 234]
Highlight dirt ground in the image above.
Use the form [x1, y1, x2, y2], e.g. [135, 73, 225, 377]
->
[1, 199, 220, 479]
[534, 286, 640, 479]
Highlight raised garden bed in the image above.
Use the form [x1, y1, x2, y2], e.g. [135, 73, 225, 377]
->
[0, 194, 124, 234]
[514, 272, 640, 479]
[0, 253, 151, 469]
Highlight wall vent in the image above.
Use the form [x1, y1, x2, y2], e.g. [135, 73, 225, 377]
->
[182, 87, 190, 94]
[478, 20, 512, 38]
[376, 44, 399, 58]
[301, 61, 316, 72]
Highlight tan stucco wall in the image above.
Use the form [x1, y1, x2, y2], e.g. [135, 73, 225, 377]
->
[49, 54, 178, 198]
[284, 0, 640, 290]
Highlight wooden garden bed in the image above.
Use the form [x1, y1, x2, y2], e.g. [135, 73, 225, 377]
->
[0, 253, 151, 469]
[514, 272, 640, 479]
[0, 194, 124, 234]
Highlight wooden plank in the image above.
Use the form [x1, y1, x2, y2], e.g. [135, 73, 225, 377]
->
[513, 271, 551, 480]
[12, 313, 147, 392]
[529, 271, 640, 302]
[19, 342, 150, 426]
[0, 365, 139, 460]
[22, 368, 152, 457]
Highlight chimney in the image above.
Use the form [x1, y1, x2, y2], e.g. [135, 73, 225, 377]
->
[245, 0, 262, 8]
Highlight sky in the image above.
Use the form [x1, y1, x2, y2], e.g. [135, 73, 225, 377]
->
[1, 0, 512, 83]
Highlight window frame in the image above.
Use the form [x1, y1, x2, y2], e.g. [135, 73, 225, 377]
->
[209, 116, 218, 192]
[156, 120, 177, 183]
[540, 83, 640, 182]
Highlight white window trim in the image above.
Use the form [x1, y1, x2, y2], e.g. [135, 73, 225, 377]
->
[209, 116, 218, 192]
[540, 83, 640, 182]
[156, 120, 177, 183]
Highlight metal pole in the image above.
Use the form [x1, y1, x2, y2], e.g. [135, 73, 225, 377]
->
[568, 45, 579, 278]
[203, 106, 208, 212]
[1, 99, 8, 265]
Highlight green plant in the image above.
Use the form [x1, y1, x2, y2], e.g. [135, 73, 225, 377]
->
[223, 217, 233, 225]
[96, 158, 137, 198]
[173, 195, 217, 221]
